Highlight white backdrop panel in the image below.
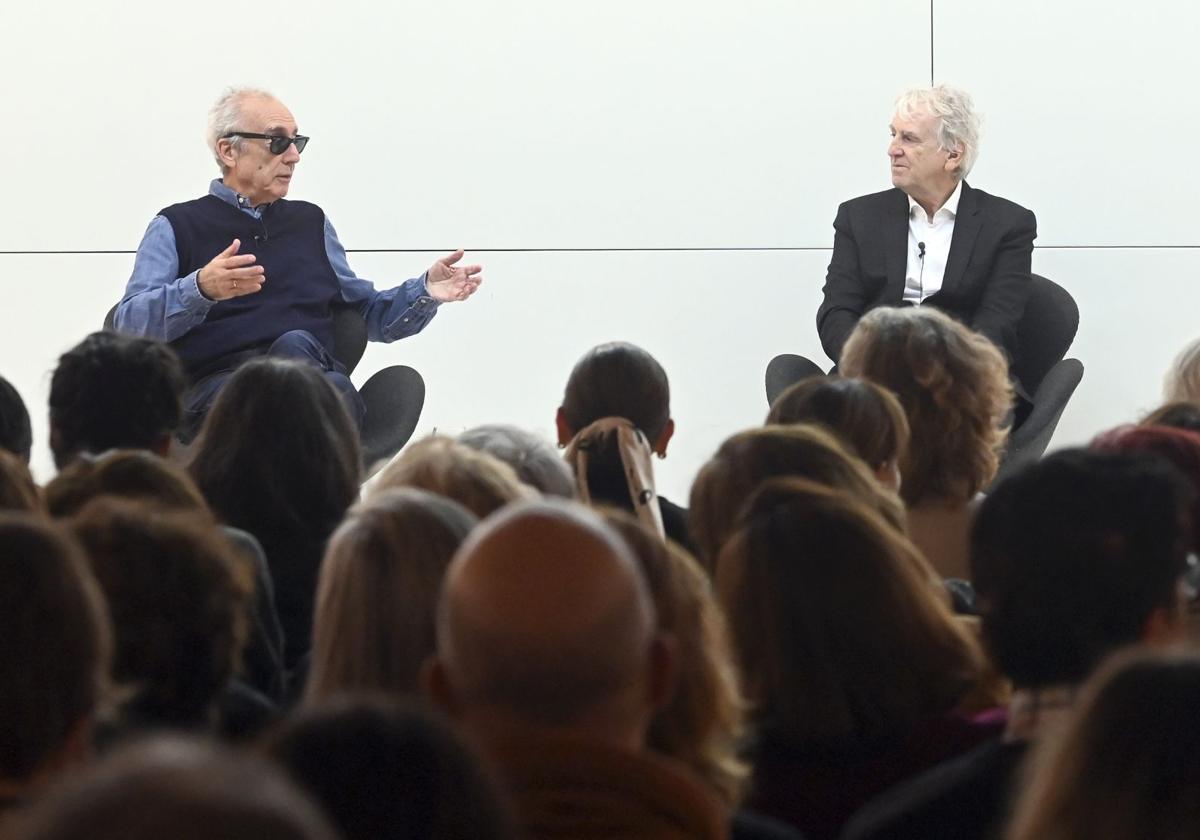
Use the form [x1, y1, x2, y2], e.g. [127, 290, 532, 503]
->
[1, 249, 831, 499]
[1030, 247, 1200, 453]
[937, 1, 1200, 246]
[4, 247, 1197, 499]
[0, 1, 928, 252]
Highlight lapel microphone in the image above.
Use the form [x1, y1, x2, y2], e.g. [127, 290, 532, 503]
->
[917, 241, 926, 301]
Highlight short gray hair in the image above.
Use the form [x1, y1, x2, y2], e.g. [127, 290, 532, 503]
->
[206, 87, 276, 173]
[894, 85, 981, 178]
[457, 424, 576, 499]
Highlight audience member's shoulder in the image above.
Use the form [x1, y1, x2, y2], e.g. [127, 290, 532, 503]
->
[842, 738, 1028, 840]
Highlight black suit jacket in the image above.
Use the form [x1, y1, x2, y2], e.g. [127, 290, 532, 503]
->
[815, 183, 1037, 371]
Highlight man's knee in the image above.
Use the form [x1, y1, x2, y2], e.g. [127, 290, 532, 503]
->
[268, 330, 327, 365]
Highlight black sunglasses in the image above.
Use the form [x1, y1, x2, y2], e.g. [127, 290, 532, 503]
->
[222, 132, 310, 155]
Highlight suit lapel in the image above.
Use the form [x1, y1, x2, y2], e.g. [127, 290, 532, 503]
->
[883, 188, 909, 301]
[943, 182, 980, 293]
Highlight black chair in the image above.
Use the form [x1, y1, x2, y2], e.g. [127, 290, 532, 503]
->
[105, 303, 425, 468]
[991, 275, 1084, 485]
[765, 353, 827, 407]
[761, 274, 1084, 469]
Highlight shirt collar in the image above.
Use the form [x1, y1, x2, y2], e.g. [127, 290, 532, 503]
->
[208, 178, 267, 218]
[908, 180, 964, 221]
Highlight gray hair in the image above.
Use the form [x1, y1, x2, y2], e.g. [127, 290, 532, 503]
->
[457, 424, 576, 499]
[894, 85, 981, 178]
[206, 87, 276, 173]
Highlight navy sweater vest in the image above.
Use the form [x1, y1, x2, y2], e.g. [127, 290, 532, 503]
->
[161, 195, 339, 376]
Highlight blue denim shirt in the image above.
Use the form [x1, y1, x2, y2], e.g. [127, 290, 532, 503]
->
[114, 179, 439, 343]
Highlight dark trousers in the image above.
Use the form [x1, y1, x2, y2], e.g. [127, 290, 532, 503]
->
[181, 330, 365, 442]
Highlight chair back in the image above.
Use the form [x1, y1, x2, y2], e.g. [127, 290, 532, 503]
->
[329, 304, 368, 374]
[1012, 275, 1078, 393]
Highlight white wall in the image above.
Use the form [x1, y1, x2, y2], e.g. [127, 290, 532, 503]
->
[1, 1, 1197, 501]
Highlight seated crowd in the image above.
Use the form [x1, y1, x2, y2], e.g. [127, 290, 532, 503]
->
[2, 315, 1200, 840]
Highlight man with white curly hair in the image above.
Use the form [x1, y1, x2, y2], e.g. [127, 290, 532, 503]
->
[816, 85, 1036, 393]
[114, 88, 482, 440]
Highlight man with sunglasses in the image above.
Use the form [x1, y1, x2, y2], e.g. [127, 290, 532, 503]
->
[113, 87, 482, 440]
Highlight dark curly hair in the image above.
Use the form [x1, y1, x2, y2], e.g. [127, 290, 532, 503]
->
[49, 332, 186, 469]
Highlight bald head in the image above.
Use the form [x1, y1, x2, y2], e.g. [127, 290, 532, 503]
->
[434, 501, 660, 734]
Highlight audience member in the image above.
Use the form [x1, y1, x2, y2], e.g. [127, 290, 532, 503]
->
[1008, 650, 1200, 840]
[371, 435, 533, 518]
[565, 416, 671, 540]
[9, 737, 338, 840]
[717, 478, 988, 839]
[844, 449, 1194, 840]
[688, 424, 907, 574]
[840, 306, 1010, 579]
[0, 451, 42, 514]
[264, 698, 514, 840]
[47, 331, 187, 469]
[45, 449, 286, 702]
[69, 499, 258, 740]
[423, 500, 728, 839]
[1164, 336, 1200, 405]
[459, 424, 575, 498]
[766, 376, 908, 492]
[1142, 400, 1200, 433]
[0, 514, 110, 814]
[556, 341, 693, 549]
[44, 449, 208, 518]
[306, 488, 478, 701]
[0, 374, 32, 462]
[601, 511, 747, 807]
[190, 357, 360, 673]
[1091, 424, 1200, 550]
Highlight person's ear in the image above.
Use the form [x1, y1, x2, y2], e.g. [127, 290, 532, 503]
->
[653, 418, 675, 458]
[645, 633, 678, 713]
[945, 145, 964, 174]
[216, 136, 239, 172]
[419, 657, 464, 718]
[555, 406, 574, 448]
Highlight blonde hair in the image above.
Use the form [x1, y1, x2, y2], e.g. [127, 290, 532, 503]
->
[1164, 337, 1200, 405]
[841, 307, 1011, 504]
[306, 489, 477, 701]
[1009, 650, 1200, 840]
[602, 510, 748, 806]
[371, 436, 535, 518]
[688, 424, 907, 574]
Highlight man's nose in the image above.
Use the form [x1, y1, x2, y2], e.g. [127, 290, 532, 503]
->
[888, 141, 902, 159]
[283, 143, 301, 163]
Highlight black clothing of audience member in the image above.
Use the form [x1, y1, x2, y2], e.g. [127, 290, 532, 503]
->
[843, 449, 1194, 840]
[0, 375, 32, 462]
[190, 358, 360, 675]
[48, 331, 187, 469]
[556, 341, 692, 550]
[264, 699, 515, 840]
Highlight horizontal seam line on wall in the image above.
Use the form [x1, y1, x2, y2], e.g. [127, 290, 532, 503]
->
[1, 245, 1199, 255]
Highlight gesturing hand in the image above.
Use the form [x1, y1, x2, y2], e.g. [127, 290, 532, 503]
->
[197, 239, 266, 301]
[426, 249, 483, 303]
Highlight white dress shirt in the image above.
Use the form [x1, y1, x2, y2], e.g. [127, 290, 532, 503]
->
[903, 181, 963, 305]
